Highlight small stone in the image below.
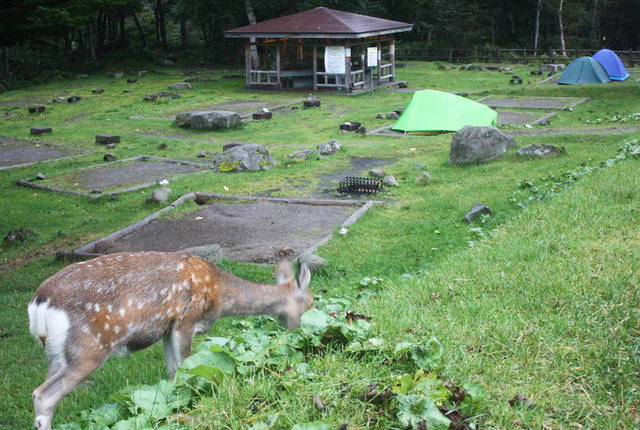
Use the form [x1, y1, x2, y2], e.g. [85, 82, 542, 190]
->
[103, 153, 116, 162]
[516, 144, 565, 158]
[398, 81, 408, 88]
[369, 169, 385, 178]
[92, 88, 105, 94]
[138, 71, 148, 77]
[106, 143, 116, 149]
[317, 140, 341, 155]
[67, 96, 82, 103]
[464, 203, 493, 222]
[510, 75, 523, 85]
[383, 175, 399, 187]
[415, 171, 433, 185]
[538, 119, 550, 126]
[143, 94, 158, 102]
[375, 113, 385, 119]
[357, 126, 366, 135]
[197, 152, 207, 158]
[28, 106, 45, 114]
[183, 244, 224, 265]
[123, 89, 133, 93]
[30, 127, 52, 135]
[148, 187, 172, 203]
[157, 143, 168, 150]
[35, 172, 46, 180]
[386, 112, 399, 120]
[339, 121, 361, 132]
[299, 253, 329, 272]
[414, 163, 426, 169]
[288, 149, 317, 161]
[168, 82, 192, 90]
[303, 97, 321, 108]
[96, 134, 120, 145]
[252, 110, 272, 120]
[393, 109, 405, 115]
[455, 92, 469, 97]
[109, 193, 119, 201]
[114, 72, 124, 78]
[127, 78, 137, 83]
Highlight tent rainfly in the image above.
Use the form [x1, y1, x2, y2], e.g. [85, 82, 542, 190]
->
[593, 49, 630, 81]
[557, 56, 610, 85]
[391, 90, 497, 133]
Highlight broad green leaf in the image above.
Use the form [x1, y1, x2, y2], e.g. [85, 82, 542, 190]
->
[300, 308, 330, 336]
[411, 337, 444, 370]
[396, 394, 450, 430]
[177, 348, 235, 382]
[129, 381, 174, 420]
[394, 342, 415, 357]
[111, 414, 154, 430]
[413, 373, 450, 405]
[86, 402, 123, 426]
[459, 382, 487, 415]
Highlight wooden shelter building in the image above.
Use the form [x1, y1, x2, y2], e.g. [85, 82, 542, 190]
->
[224, 7, 412, 93]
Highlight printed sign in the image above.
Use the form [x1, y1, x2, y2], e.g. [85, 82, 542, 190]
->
[325, 46, 346, 74]
[367, 47, 378, 67]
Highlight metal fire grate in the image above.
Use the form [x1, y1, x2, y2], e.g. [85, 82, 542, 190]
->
[337, 176, 383, 194]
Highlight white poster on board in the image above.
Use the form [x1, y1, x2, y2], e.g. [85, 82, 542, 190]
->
[367, 47, 378, 67]
[324, 46, 346, 74]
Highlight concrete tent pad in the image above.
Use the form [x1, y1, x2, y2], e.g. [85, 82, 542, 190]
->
[72, 195, 373, 264]
[0, 136, 91, 170]
[195, 99, 291, 114]
[17, 156, 208, 198]
[478, 96, 589, 110]
[496, 111, 556, 126]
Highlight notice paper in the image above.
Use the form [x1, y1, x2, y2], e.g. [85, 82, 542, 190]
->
[325, 46, 346, 74]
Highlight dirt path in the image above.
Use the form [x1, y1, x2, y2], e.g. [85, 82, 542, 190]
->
[505, 126, 640, 137]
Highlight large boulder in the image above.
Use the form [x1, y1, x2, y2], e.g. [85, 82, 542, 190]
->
[212, 143, 275, 172]
[450, 126, 515, 164]
[317, 140, 341, 155]
[174, 110, 241, 130]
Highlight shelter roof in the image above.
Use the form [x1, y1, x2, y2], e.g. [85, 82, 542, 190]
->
[224, 7, 412, 39]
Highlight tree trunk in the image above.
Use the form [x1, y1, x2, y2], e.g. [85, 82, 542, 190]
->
[533, 0, 543, 55]
[87, 22, 97, 60]
[3, 47, 10, 74]
[132, 9, 146, 47]
[245, 0, 259, 68]
[120, 15, 127, 45]
[590, 0, 599, 46]
[180, 18, 188, 48]
[558, 0, 567, 56]
[156, 0, 168, 50]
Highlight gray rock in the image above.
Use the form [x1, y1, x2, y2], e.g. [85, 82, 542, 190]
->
[96, 134, 120, 145]
[106, 143, 117, 149]
[67, 96, 82, 103]
[212, 143, 275, 172]
[538, 119, 550, 126]
[148, 187, 172, 203]
[138, 71, 148, 77]
[168, 82, 192, 90]
[383, 175, 399, 187]
[252, 109, 272, 120]
[303, 97, 321, 108]
[450, 126, 515, 164]
[386, 111, 399, 120]
[143, 94, 158, 102]
[369, 169, 385, 178]
[288, 149, 317, 161]
[415, 171, 433, 185]
[174, 110, 241, 130]
[4, 228, 35, 244]
[455, 92, 469, 97]
[464, 203, 493, 222]
[197, 152, 207, 158]
[398, 81, 408, 88]
[157, 143, 167, 150]
[92, 88, 104, 94]
[183, 244, 224, 265]
[127, 78, 137, 83]
[516, 144, 565, 158]
[339, 122, 361, 132]
[122, 89, 133, 93]
[414, 163, 426, 169]
[317, 140, 341, 155]
[35, 172, 46, 180]
[299, 253, 329, 272]
[103, 153, 116, 162]
[376, 113, 385, 119]
[28, 106, 45, 114]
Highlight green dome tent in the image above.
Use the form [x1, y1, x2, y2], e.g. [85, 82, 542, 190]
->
[391, 89, 497, 133]
[557, 56, 610, 85]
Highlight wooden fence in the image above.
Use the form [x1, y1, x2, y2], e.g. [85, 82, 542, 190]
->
[396, 47, 640, 65]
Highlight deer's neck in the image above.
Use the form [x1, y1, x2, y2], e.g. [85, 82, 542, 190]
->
[215, 272, 290, 318]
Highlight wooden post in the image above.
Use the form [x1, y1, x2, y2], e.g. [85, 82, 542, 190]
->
[362, 50, 367, 90]
[244, 42, 251, 88]
[313, 45, 317, 91]
[344, 43, 351, 92]
[276, 44, 281, 88]
[390, 40, 395, 81]
[377, 42, 381, 85]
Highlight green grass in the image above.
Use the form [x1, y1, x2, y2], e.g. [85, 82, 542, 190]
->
[1, 61, 639, 429]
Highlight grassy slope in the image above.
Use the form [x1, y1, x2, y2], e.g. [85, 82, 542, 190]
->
[1, 63, 639, 429]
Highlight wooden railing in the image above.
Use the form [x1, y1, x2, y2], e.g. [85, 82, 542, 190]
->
[249, 70, 278, 86]
[378, 63, 393, 81]
[351, 69, 364, 88]
[396, 47, 640, 65]
[316, 72, 346, 88]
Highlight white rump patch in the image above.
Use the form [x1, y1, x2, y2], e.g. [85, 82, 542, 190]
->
[28, 301, 70, 365]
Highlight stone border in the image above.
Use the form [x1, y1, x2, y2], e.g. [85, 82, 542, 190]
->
[15, 155, 210, 199]
[128, 98, 305, 121]
[59, 193, 380, 262]
[476, 96, 590, 110]
[0, 137, 94, 171]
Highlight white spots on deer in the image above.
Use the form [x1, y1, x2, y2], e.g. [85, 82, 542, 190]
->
[113, 325, 121, 335]
[191, 274, 200, 284]
[160, 288, 168, 296]
[81, 325, 90, 334]
[136, 301, 145, 310]
[119, 308, 126, 317]
[93, 303, 101, 313]
[204, 275, 211, 283]
[85, 303, 93, 312]
[176, 263, 184, 272]
[107, 305, 113, 313]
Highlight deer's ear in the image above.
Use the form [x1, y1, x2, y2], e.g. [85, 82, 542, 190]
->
[276, 260, 294, 284]
[297, 263, 311, 291]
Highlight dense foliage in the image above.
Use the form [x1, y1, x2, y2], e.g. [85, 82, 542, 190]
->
[1, 0, 639, 80]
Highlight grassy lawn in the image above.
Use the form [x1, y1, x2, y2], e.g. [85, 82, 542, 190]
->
[1, 62, 639, 429]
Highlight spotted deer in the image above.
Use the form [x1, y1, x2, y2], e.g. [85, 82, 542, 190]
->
[28, 251, 312, 430]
